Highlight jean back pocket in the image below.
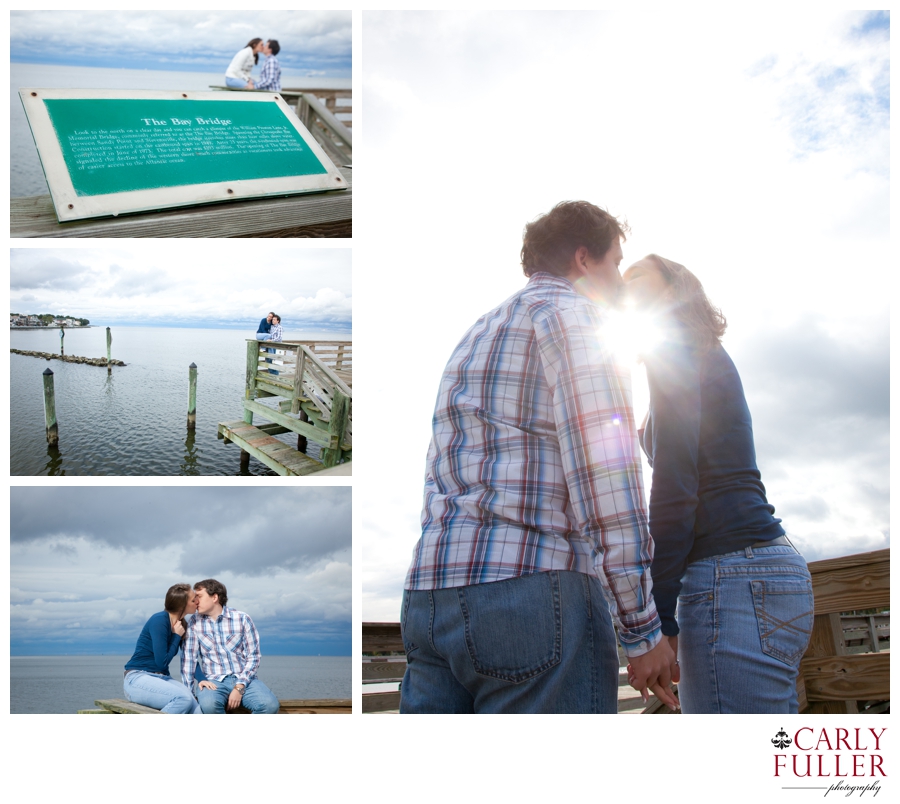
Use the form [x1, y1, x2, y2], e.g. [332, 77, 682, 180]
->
[751, 577, 814, 666]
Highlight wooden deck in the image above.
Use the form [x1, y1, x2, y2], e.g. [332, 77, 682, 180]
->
[10, 165, 351, 238]
[218, 340, 351, 476]
[82, 697, 351, 714]
[362, 548, 890, 714]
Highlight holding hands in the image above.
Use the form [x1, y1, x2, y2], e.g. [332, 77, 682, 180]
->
[627, 637, 680, 710]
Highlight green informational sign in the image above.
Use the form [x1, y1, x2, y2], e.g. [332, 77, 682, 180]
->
[19, 88, 347, 222]
[44, 99, 327, 196]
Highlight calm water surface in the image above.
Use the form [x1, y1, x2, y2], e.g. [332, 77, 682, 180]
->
[11, 63, 351, 197]
[10, 326, 347, 475]
[11, 655, 351, 714]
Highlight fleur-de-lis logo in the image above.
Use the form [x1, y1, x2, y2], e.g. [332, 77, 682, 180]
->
[772, 728, 792, 750]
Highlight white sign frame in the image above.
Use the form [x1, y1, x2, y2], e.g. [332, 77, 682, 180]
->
[19, 87, 347, 222]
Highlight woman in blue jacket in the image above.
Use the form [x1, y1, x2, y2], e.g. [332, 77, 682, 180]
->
[123, 583, 201, 713]
[622, 254, 813, 713]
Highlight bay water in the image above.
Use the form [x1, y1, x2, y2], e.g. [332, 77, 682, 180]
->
[10, 62, 351, 197]
[10, 325, 348, 475]
[11, 655, 351, 714]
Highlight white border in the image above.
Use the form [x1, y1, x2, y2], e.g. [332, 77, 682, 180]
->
[18, 88, 348, 222]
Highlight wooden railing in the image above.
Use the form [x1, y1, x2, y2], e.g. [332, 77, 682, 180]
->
[362, 549, 889, 714]
[295, 93, 352, 166]
[244, 339, 352, 466]
[798, 548, 889, 714]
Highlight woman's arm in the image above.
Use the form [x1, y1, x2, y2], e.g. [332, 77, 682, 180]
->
[644, 339, 703, 636]
[149, 614, 182, 671]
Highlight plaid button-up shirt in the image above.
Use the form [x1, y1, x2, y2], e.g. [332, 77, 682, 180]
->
[256, 55, 281, 92]
[406, 272, 662, 656]
[181, 607, 261, 687]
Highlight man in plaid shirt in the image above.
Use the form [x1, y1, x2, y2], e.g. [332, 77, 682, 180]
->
[255, 40, 281, 92]
[181, 579, 280, 713]
[401, 201, 677, 713]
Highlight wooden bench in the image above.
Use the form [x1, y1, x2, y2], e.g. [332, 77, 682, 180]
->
[83, 697, 351, 714]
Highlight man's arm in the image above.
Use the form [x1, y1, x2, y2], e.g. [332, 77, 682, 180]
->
[533, 303, 662, 658]
[235, 613, 261, 685]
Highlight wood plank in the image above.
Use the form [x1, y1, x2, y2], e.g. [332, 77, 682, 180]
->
[799, 612, 856, 713]
[11, 168, 351, 238]
[801, 652, 890, 701]
[363, 691, 400, 713]
[363, 622, 404, 654]
[807, 549, 890, 614]
[95, 698, 163, 714]
[243, 398, 330, 446]
[362, 658, 407, 683]
[78, 708, 113, 714]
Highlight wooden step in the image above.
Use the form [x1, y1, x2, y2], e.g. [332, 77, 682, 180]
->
[217, 420, 325, 476]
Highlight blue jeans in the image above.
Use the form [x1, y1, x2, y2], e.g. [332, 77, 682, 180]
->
[225, 76, 248, 88]
[124, 670, 202, 714]
[400, 570, 619, 713]
[676, 544, 814, 713]
[197, 675, 280, 714]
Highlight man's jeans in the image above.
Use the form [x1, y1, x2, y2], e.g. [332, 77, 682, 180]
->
[124, 670, 202, 714]
[197, 674, 281, 714]
[400, 570, 619, 713]
[677, 544, 814, 713]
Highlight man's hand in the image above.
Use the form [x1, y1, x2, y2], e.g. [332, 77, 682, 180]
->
[197, 680, 216, 691]
[227, 687, 244, 711]
[627, 639, 679, 710]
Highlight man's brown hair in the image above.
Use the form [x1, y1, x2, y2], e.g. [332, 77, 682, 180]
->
[194, 578, 228, 608]
[521, 200, 629, 277]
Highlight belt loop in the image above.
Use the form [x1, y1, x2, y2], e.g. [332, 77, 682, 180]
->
[745, 546, 754, 558]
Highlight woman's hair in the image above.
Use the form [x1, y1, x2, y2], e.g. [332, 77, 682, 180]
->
[647, 254, 727, 351]
[164, 583, 193, 635]
[521, 201, 629, 277]
[246, 38, 263, 64]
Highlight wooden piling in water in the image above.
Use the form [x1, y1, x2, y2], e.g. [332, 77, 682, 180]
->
[106, 327, 112, 374]
[187, 362, 198, 430]
[42, 368, 58, 445]
[60, 328, 65, 355]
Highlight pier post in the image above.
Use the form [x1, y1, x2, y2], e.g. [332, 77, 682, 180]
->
[42, 368, 59, 445]
[322, 389, 350, 467]
[106, 327, 112, 374]
[187, 363, 198, 430]
[59, 327, 65, 355]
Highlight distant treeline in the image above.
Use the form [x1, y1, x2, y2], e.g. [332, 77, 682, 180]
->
[11, 313, 90, 326]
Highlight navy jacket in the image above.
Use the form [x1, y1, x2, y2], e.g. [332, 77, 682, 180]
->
[257, 317, 272, 334]
[639, 329, 784, 635]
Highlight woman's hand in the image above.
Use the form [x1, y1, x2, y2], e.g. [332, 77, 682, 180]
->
[667, 635, 680, 683]
[197, 680, 216, 691]
[172, 619, 186, 637]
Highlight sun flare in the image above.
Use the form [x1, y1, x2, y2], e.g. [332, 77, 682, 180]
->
[600, 308, 664, 364]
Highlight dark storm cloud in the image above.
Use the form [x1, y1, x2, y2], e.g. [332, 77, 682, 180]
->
[10, 487, 351, 573]
[10, 252, 98, 291]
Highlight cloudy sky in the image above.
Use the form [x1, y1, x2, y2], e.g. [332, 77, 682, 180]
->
[10, 245, 351, 331]
[10, 10, 351, 76]
[356, 10, 890, 620]
[10, 487, 351, 655]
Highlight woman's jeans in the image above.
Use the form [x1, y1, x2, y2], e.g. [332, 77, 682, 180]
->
[676, 544, 814, 714]
[400, 570, 619, 713]
[124, 670, 202, 714]
[225, 76, 247, 88]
